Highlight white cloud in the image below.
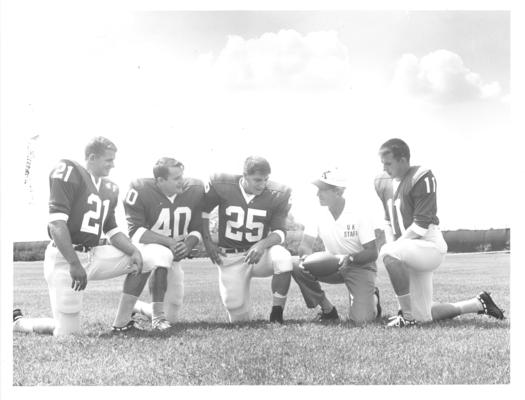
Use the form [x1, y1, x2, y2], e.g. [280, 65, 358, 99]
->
[391, 49, 502, 103]
[213, 29, 351, 90]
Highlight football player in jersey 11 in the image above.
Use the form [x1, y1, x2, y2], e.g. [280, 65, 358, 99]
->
[13, 137, 174, 336]
[111, 158, 204, 331]
[201, 156, 293, 323]
[292, 168, 381, 324]
[375, 138, 504, 327]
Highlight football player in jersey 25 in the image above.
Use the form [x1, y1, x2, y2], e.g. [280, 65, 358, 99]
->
[13, 137, 174, 336]
[292, 169, 381, 324]
[375, 138, 504, 327]
[201, 156, 293, 323]
[111, 158, 204, 331]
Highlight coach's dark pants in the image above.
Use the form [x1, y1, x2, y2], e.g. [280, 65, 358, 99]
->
[292, 263, 378, 323]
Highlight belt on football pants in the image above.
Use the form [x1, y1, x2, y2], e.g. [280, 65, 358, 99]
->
[220, 247, 249, 254]
[51, 241, 92, 253]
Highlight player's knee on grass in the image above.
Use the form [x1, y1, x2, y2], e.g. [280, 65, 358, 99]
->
[349, 298, 377, 324]
[53, 312, 81, 336]
[228, 308, 250, 323]
[269, 245, 293, 274]
[140, 244, 174, 272]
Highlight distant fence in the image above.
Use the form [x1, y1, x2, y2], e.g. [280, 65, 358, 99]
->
[13, 228, 510, 262]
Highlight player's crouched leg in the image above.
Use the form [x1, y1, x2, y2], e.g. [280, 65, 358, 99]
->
[164, 263, 184, 323]
[218, 257, 252, 322]
[44, 247, 83, 336]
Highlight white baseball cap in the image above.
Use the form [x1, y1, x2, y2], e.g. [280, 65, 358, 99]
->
[312, 168, 347, 189]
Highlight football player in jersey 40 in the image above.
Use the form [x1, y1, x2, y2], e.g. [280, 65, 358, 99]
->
[111, 158, 204, 331]
[375, 138, 504, 327]
[110, 157, 204, 331]
[201, 156, 293, 324]
[13, 137, 173, 336]
[291, 169, 381, 324]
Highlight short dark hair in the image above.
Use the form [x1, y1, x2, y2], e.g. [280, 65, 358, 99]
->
[243, 156, 271, 176]
[85, 137, 117, 159]
[153, 157, 184, 179]
[379, 138, 410, 162]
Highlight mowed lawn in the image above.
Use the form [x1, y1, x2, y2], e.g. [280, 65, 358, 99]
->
[13, 252, 510, 385]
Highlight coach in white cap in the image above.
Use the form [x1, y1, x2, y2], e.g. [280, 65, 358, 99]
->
[292, 168, 381, 324]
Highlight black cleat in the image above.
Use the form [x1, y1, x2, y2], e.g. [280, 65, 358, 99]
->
[111, 320, 143, 334]
[374, 287, 382, 319]
[477, 291, 505, 320]
[269, 306, 284, 324]
[13, 309, 23, 323]
[317, 306, 339, 322]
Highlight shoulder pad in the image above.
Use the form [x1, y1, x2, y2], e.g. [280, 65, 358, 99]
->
[102, 178, 119, 193]
[209, 173, 241, 185]
[410, 166, 431, 185]
[266, 180, 291, 195]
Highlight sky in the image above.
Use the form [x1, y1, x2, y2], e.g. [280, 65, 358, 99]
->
[1, 4, 512, 241]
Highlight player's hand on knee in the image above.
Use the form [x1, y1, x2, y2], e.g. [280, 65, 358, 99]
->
[203, 239, 224, 265]
[129, 249, 143, 275]
[171, 241, 189, 261]
[69, 263, 88, 291]
[244, 243, 265, 265]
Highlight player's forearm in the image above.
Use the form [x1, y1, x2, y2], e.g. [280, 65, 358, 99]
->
[350, 243, 378, 266]
[48, 220, 82, 267]
[137, 229, 175, 248]
[257, 231, 283, 250]
[109, 232, 140, 256]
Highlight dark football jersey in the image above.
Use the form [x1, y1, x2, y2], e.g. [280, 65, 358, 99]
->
[48, 159, 119, 248]
[203, 173, 291, 249]
[374, 166, 439, 239]
[124, 177, 204, 241]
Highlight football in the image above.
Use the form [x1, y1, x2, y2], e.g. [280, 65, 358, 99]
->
[302, 252, 343, 276]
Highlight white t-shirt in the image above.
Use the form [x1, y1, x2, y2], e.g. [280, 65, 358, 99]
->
[303, 202, 376, 256]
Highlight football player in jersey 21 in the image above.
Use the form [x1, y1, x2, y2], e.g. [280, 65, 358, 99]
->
[13, 137, 172, 336]
[201, 156, 293, 323]
[375, 138, 504, 327]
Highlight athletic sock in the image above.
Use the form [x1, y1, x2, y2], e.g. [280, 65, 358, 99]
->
[152, 302, 165, 322]
[272, 292, 287, 308]
[453, 297, 484, 314]
[13, 317, 33, 333]
[398, 294, 413, 320]
[112, 293, 138, 328]
[134, 300, 153, 319]
[320, 296, 334, 314]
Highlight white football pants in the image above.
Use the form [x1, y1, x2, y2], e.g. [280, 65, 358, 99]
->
[44, 242, 173, 335]
[380, 225, 448, 322]
[218, 245, 292, 322]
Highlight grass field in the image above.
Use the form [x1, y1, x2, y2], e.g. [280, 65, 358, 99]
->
[13, 252, 510, 385]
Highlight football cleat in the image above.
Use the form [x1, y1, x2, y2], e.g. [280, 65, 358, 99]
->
[317, 306, 339, 322]
[374, 287, 382, 319]
[477, 291, 505, 320]
[152, 318, 171, 331]
[386, 314, 417, 327]
[111, 320, 143, 334]
[269, 306, 284, 324]
[13, 308, 23, 323]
